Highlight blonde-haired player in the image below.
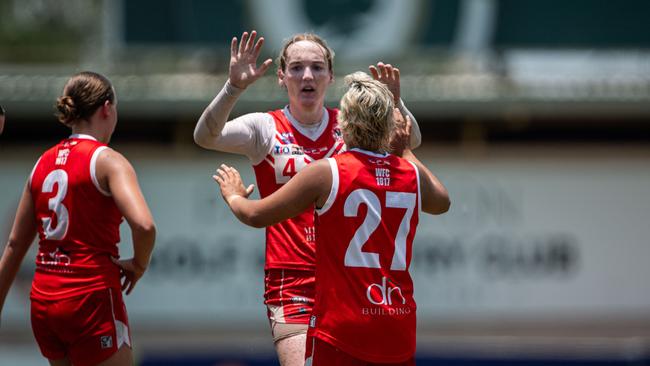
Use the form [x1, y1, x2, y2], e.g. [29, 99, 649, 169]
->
[194, 30, 423, 365]
[215, 72, 449, 365]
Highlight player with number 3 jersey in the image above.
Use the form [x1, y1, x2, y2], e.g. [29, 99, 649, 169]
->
[214, 72, 450, 365]
[0, 72, 156, 366]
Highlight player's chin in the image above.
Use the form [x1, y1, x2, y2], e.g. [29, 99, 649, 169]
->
[298, 92, 322, 105]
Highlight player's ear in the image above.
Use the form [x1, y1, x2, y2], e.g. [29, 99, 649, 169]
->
[278, 69, 286, 88]
[101, 100, 112, 118]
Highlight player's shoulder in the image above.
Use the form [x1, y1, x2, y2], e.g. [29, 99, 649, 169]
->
[95, 147, 134, 172]
[240, 111, 276, 129]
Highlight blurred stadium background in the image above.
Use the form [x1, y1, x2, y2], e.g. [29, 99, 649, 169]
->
[1, 0, 650, 365]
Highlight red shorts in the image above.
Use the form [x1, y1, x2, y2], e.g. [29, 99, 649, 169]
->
[264, 269, 315, 325]
[31, 287, 131, 366]
[305, 336, 416, 366]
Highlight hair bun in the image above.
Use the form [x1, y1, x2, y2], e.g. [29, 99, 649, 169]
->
[55, 95, 78, 126]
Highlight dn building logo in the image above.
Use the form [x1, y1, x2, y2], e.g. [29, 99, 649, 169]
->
[366, 276, 406, 305]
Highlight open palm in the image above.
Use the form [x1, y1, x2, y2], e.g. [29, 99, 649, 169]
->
[229, 30, 273, 89]
[369, 62, 401, 103]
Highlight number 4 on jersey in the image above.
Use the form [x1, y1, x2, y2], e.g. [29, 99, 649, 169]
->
[282, 158, 297, 178]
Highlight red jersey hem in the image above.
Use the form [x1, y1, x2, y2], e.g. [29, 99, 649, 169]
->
[313, 330, 415, 363]
[264, 263, 316, 271]
[30, 282, 116, 301]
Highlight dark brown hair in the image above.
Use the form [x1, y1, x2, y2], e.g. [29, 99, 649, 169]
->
[276, 33, 334, 73]
[55, 71, 114, 127]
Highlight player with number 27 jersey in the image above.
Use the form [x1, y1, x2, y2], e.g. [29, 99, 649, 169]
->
[312, 148, 420, 363]
[254, 107, 344, 270]
[30, 135, 123, 300]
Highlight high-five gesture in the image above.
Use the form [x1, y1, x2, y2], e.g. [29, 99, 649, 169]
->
[369, 62, 401, 103]
[229, 30, 273, 89]
[213, 164, 255, 205]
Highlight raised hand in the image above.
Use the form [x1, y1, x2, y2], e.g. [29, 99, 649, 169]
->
[369, 62, 401, 103]
[229, 30, 274, 89]
[213, 164, 255, 206]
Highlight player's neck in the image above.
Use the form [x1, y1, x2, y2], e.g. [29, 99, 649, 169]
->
[71, 123, 107, 143]
[288, 103, 325, 126]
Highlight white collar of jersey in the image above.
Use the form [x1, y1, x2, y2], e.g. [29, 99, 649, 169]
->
[69, 133, 97, 141]
[282, 106, 329, 142]
[349, 147, 389, 158]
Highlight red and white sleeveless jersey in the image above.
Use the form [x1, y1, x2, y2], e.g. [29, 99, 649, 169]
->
[311, 148, 421, 362]
[253, 108, 345, 270]
[29, 135, 123, 300]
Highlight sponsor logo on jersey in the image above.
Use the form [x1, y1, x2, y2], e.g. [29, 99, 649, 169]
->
[279, 132, 294, 144]
[361, 277, 411, 316]
[273, 144, 304, 156]
[304, 226, 316, 243]
[37, 247, 71, 266]
[366, 276, 406, 305]
[368, 158, 391, 166]
[303, 146, 328, 154]
[361, 306, 412, 316]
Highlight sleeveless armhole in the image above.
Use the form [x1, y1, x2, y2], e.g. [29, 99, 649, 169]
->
[90, 146, 111, 196]
[28, 157, 42, 189]
[408, 161, 422, 212]
[315, 158, 339, 216]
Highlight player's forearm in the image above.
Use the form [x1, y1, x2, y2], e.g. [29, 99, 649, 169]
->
[194, 80, 245, 149]
[0, 239, 32, 310]
[130, 222, 156, 270]
[226, 197, 269, 229]
[402, 149, 450, 214]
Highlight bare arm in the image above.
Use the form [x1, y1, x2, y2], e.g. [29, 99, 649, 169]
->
[214, 160, 332, 228]
[369, 62, 422, 148]
[389, 108, 449, 214]
[403, 149, 450, 215]
[97, 149, 156, 294]
[0, 182, 37, 317]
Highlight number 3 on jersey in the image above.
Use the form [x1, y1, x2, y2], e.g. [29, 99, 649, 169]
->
[344, 189, 416, 271]
[41, 169, 70, 240]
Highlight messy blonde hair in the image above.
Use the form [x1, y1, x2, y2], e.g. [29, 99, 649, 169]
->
[339, 72, 395, 152]
[276, 33, 334, 73]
